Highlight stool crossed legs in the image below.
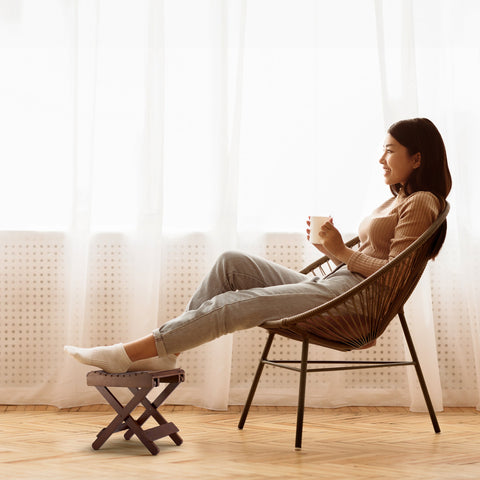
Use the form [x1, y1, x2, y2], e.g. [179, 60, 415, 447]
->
[86, 369, 185, 455]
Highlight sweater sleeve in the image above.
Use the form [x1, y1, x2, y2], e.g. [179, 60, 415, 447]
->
[346, 192, 441, 277]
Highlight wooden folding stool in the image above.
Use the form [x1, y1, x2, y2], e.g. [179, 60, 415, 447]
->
[86, 369, 185, 455]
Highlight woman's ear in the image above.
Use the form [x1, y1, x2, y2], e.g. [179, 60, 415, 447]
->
[413, 152, 421, 168]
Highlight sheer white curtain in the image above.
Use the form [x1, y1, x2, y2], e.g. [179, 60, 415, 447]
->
[0, 0, 479, 410]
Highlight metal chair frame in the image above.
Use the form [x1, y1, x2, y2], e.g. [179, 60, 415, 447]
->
[238, 204, 449, 449]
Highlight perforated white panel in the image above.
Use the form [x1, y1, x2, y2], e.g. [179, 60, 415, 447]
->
[83, 235, 132, 346]
[0, 233, 66, 387]
[0, 230, 476, 408]
[430, 235, 479, 405]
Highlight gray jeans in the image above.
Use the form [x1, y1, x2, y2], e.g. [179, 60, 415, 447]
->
[152, 251, 364, 357]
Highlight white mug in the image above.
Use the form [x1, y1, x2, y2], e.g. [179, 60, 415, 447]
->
[309, 216, 330, 244]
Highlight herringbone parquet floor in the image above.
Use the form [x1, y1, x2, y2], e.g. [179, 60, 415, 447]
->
[1, 405, 479, 480]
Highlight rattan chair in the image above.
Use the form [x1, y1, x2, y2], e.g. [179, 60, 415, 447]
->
[238, 203, 449, 449]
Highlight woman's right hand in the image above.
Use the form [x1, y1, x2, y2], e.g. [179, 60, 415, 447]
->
[306, 217, 342, 262]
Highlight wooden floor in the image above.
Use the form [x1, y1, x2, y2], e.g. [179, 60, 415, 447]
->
[1, 404, 480, 480]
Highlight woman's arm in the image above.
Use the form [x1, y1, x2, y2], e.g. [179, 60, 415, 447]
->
[312, 192, 441, 277]
[346, 192, 440, 277]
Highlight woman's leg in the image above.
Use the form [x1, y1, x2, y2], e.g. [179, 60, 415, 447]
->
[187, 251, 308, 310]
[64, 259, 360, 374]
[65, 252, 309, 373]
[153, 267, 363, 357]
[65, 279, 325, 374]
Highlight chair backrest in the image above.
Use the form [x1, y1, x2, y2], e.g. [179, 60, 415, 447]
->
[265, 203, 450, 351]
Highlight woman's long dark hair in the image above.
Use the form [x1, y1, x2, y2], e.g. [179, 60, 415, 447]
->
[387, 118, 452, 259]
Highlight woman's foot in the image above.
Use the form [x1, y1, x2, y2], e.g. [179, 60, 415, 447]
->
[64, 344, 178, 373]
[64, 344, 132, 373]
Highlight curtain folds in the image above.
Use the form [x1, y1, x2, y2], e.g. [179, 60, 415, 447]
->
[0, 0, 479, 410]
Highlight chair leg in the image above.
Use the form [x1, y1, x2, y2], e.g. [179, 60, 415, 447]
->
[238, 333, 275, 430]
[398, 309, 441, 433]
[295, 339, 309, 449]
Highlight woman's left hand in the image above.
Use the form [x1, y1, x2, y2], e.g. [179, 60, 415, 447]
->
[317, 221, 346, 258]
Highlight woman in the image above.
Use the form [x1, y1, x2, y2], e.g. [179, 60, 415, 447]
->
[65, 117, 452, 374]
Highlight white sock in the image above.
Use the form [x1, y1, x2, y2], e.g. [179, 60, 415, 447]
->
[64, 343, 132, 373]
[128, 354, 178, 372]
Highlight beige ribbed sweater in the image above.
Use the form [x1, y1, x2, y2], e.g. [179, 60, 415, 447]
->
[347, 190, 441, 277]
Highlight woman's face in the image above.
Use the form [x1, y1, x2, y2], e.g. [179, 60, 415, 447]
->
[379, 133, 421, 186]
